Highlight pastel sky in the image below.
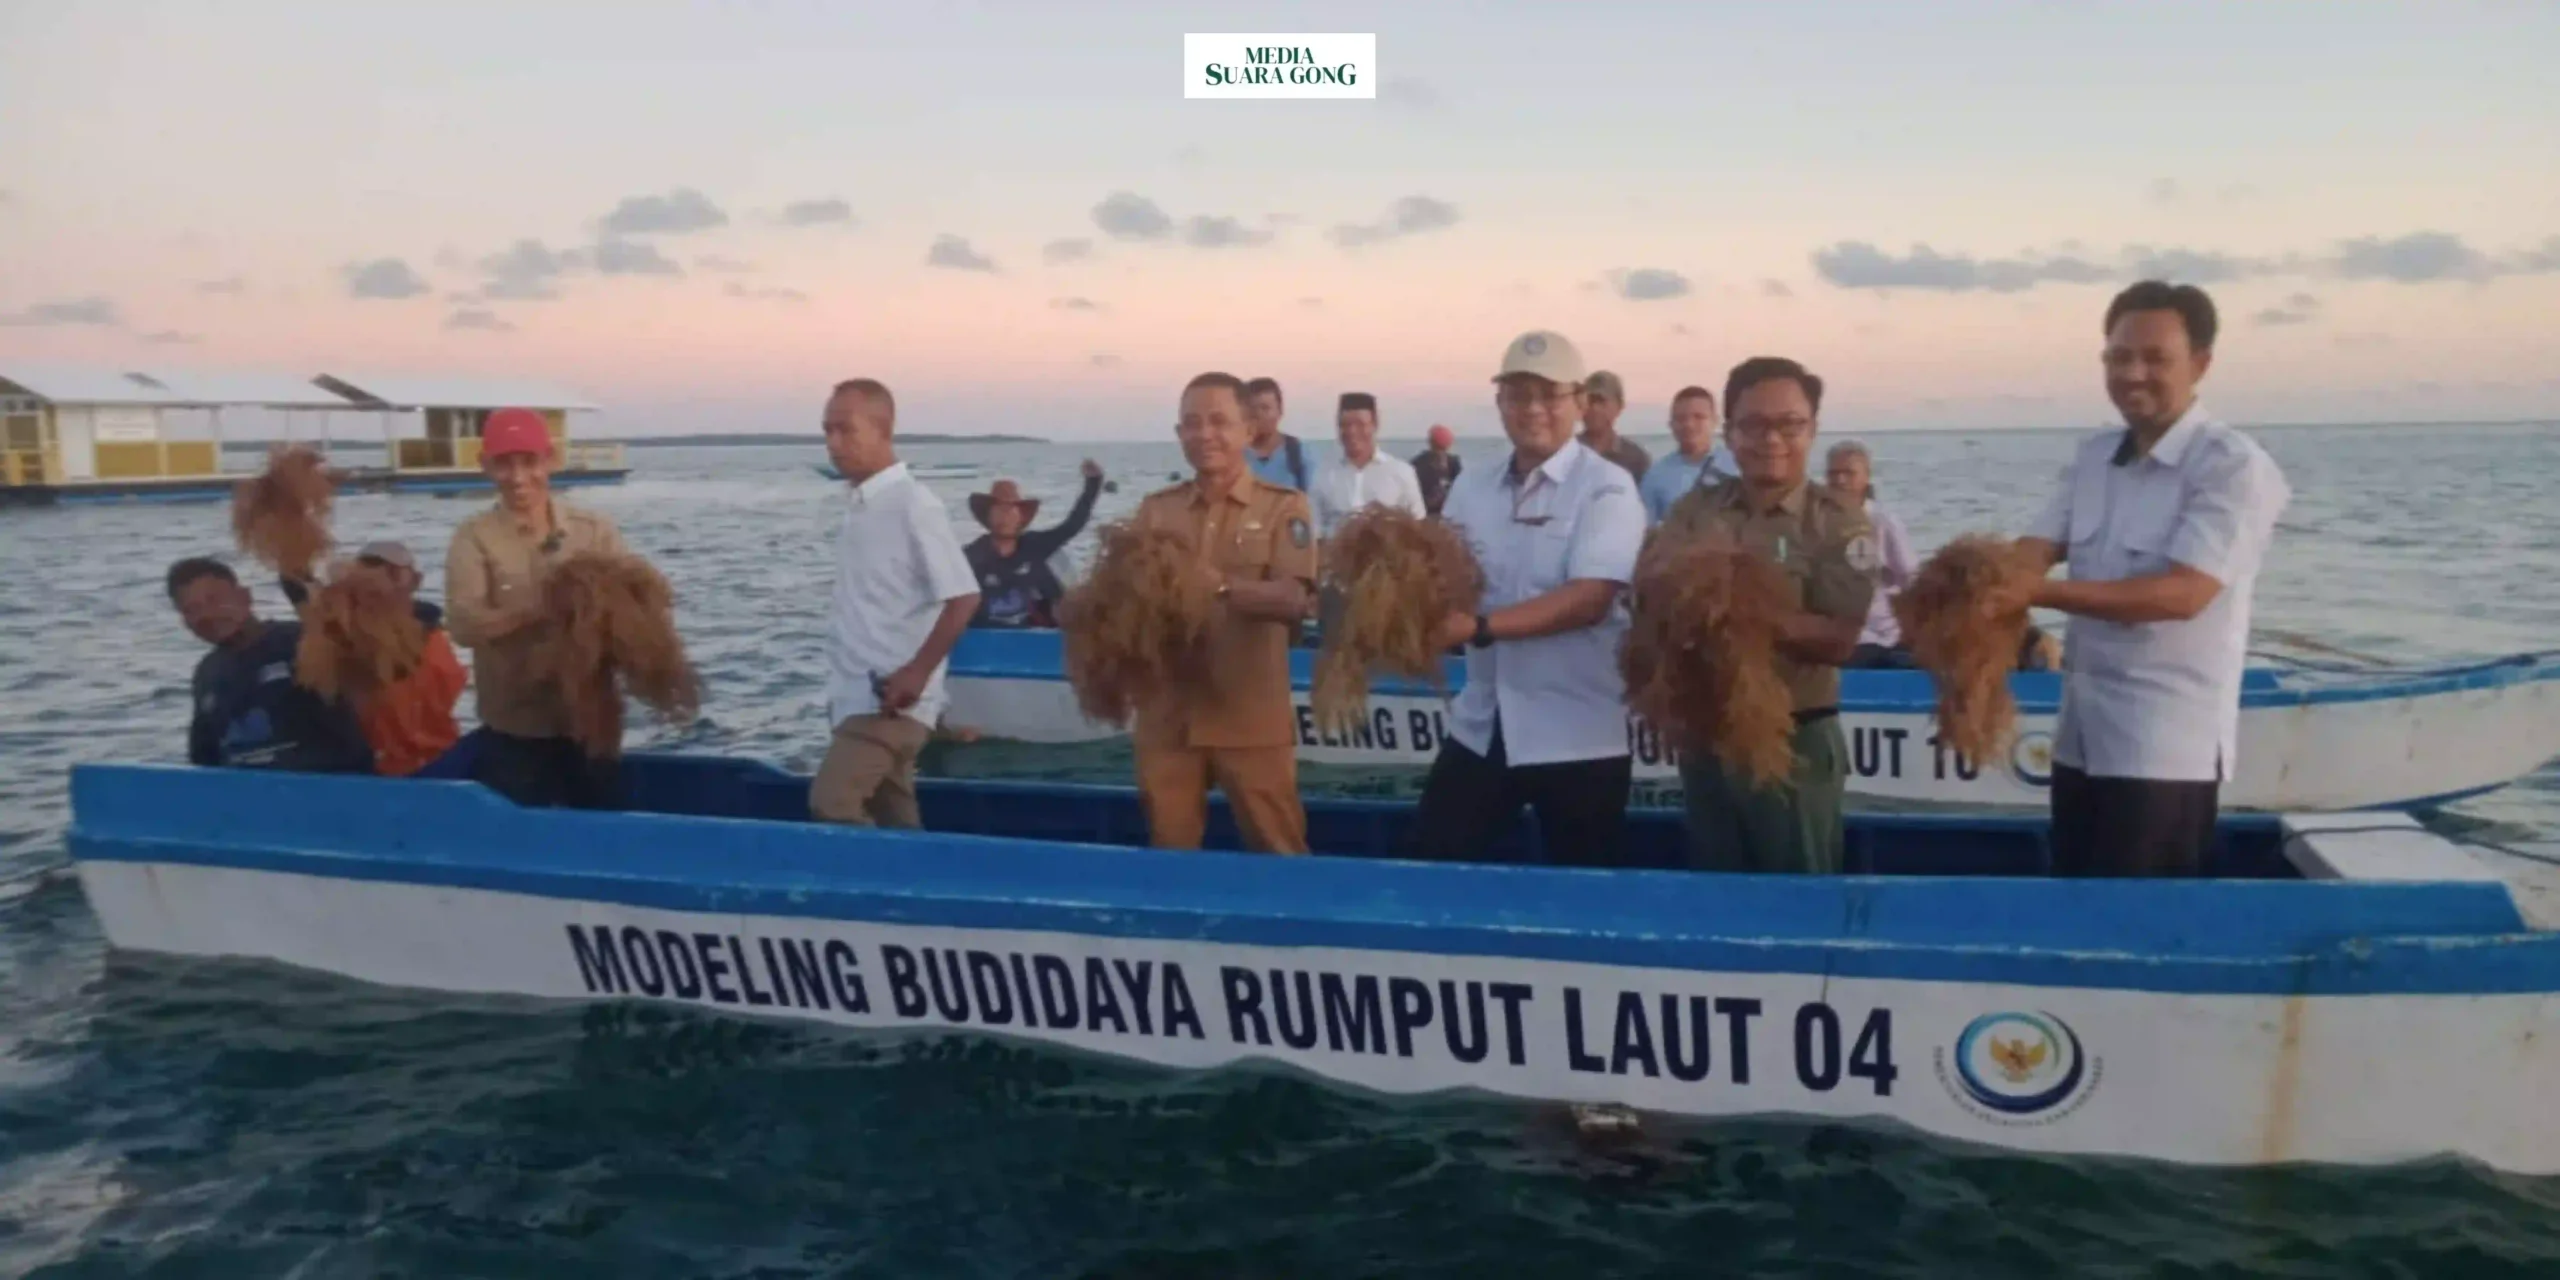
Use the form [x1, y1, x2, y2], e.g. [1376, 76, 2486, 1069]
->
[3, 0, 2556, 439]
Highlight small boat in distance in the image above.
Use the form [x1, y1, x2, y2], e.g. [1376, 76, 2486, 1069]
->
[940, 629, 2560, 813]
[65, 754, 2560, 1173]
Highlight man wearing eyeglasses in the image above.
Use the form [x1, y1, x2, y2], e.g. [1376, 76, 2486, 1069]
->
[1658, 357, 1879, 875]
[1413, 331, 1648, 867]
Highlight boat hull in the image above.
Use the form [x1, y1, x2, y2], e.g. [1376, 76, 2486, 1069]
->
[943, 630, 2560, 811]
[64, 759, 2560, 1173]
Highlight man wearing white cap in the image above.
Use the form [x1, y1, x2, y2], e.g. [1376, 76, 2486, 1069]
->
[1412, 331, 1647, 866]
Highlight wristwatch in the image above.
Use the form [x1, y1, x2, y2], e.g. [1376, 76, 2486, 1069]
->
[1469, 614, 1494, 649]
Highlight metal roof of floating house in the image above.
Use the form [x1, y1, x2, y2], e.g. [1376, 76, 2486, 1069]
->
[1, 366, 600, 412]
[0, 367, 197, 406]
[314, 374, 601, 412]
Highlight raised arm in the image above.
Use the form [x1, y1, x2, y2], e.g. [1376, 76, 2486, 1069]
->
[1026, 463, 1106, 561]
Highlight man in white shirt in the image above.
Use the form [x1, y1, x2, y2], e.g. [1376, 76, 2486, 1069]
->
[1310, 392, 1427, 538]
[1639, 384, 1740, 523]
[812, 378, 982, 828]
[1415, 331, 1648, 867]
[2018, 282, 2291, 877]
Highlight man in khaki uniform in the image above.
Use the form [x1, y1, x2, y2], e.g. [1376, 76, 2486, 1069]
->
[1658, 357, 1879, 874]
[444, 406, 632, 808]
[1129, 372, 1317, 854]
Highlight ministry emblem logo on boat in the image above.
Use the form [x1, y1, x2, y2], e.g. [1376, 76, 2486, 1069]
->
[2008, 730, 2056, 787]
[1937, 1011, 2098, 1125]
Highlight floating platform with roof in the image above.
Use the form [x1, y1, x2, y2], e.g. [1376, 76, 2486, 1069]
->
[0, 366, 629, 507]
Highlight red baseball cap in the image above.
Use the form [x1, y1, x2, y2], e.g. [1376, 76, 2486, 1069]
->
[481, 407, 553, 459]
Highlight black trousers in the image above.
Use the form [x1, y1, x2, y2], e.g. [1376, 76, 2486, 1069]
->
[1410, 727, 1633, 868]
[2049, 762, 2218, 877]
[470, 731, 623, 810]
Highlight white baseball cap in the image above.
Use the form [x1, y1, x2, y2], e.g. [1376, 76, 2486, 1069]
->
[355, 540, 416, 570]
[1493, 330, 1588, 385]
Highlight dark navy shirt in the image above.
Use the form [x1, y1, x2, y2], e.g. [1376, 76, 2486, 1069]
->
[187, 622, 375, 773]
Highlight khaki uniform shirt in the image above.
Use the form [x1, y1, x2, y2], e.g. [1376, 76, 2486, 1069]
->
[444, 501, 629, 739]
[1130, 476, 1317, 750]
[1659, 478, 1879, 711]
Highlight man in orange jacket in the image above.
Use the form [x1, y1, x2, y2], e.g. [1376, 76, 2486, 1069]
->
[284, 541, 468, 776]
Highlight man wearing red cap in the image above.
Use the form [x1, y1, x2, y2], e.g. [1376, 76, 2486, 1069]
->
[444, 406, 632, 807]
[1410, 423, 1463, 518]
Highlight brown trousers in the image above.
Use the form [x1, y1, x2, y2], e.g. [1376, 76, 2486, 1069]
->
[1135, 743, 1309, 854]
[811, 713, 933, 828]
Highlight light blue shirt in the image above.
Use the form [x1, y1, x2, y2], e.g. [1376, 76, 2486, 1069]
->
[2026, 405, 2290, 782]
[1244, 435, 1310, 492]
[1438, 441, 1648, 766]
[1639, 445, 1739, 523]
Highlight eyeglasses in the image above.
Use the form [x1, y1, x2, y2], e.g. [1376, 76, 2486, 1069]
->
[1727, 416, 1814, 442]
[1497, 385, 1581, 411]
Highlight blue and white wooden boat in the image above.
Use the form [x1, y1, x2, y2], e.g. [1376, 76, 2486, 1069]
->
[941, 629, 2560, 812]
[67, 755, 2560, 1172]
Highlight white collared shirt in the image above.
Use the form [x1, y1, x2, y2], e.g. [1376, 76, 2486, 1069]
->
[826, 462, 980, 727]
[2027, 405, 2291, 782]
[1438, 440, 1648, 765]
[1310, 450, 1427, 539]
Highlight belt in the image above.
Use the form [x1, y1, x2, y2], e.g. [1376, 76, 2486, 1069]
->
[1794, 706, 1839, 725]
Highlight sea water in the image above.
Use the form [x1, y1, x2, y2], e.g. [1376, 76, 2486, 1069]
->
[2, 424, 2556, 1276]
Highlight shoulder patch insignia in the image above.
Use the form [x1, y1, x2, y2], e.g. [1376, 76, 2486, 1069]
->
[1844, 533, 1881, 574]
[1288, 517, 1311, 549]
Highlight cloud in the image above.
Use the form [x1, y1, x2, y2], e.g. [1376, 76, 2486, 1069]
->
[2254, 293, 2321, 326]
[444, 307, 514, 333]
[2331, 232, 2489, 283]
[1812, 242, 2112, 293]
[597, 187, 727, 236]
[1760, 279, 1794, 298]
[589, 239, 684, 277]
[926, 234, 998, 272]
[2509, 236, 2560, 274]
[2148, 177, 2182, 204]
[477, 239, 575, 299]
[140, 329, 199, 345]
[1668, 323, 1692, 337]
[194, 276, 248, 297]
[1379, 78, 1440, 110]
[1183, 215, 1272, 249]
[1043, 238, 1095, 265]
[2121, 245, 2278, 285]
[777, 197, 855, 228]
[723, 282, 808, 303]
[1172, 145, 1207, 173]
[1094, 191, 1176, 242]
[1607, 268, 1693, 301]
[1298, 296, 1324, 309]
[695, 254, 756, 274]
[1089, 353, 1121, 368]
[1050, 296, 1103, 312]
[1329, 195, 1461, 248]
[342, 258, 430, 300]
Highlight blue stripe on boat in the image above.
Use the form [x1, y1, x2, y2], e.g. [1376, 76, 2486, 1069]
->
[67, 759, 2554, 999]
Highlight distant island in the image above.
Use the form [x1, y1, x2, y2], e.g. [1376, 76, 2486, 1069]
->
[610, 432, 1046, 448]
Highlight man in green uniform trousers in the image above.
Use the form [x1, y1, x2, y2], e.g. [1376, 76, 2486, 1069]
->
[1657, 356, 1881, 874]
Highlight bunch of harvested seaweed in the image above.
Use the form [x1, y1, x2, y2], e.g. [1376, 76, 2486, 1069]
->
[293, 559, 426, 701]
[1620, 535, 1799, 788]
[1057, 521, 1217, 726]
[537, 553, 702, 759]
[1893, 534, 2046, 762]
[231, 446, 334, 580]
[1311, 507, 1482, 734]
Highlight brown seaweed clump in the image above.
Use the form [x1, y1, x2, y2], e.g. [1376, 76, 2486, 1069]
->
[537, 553, 702, 759]
[231, 446, 335, 580]
[1311, 508, 1483, 734]
[294, 559, 427, 702]
[1058, 521, 1217, 726]
[1619, 534, 1800, 788]
[1894, 535, 2046, 763]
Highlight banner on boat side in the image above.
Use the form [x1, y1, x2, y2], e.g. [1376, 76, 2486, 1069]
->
[72, 860, 2560, 1170]
[1184, 33, 1376, 99]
